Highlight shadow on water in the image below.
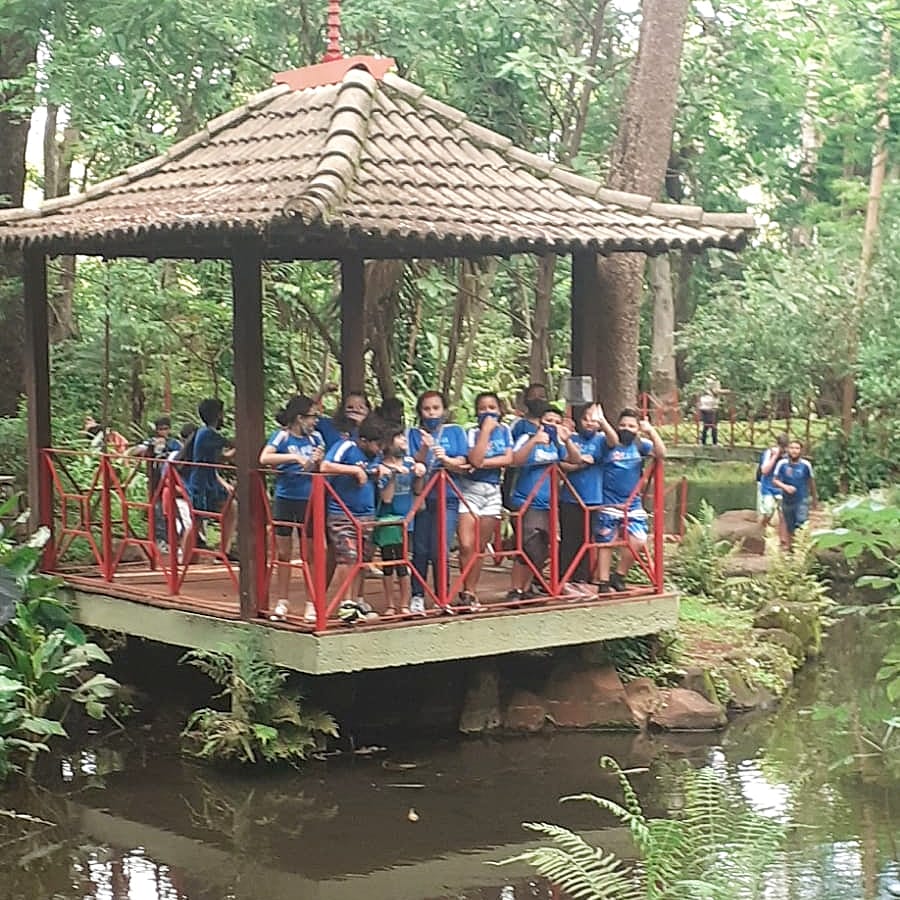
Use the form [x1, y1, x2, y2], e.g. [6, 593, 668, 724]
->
[1, 612, 897, 900]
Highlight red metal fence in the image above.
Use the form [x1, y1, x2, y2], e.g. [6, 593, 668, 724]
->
[42, 449, 677, 632]
[638, 391, 815, 449]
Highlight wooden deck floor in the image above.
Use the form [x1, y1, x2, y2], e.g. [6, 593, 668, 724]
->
[60, 561, 679, 674]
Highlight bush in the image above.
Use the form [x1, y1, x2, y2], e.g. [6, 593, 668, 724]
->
[669, 500, 734, 596]
[181, 637, 338, 766]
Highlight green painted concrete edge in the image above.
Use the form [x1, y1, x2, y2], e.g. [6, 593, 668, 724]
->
[66, 588, 679, 675]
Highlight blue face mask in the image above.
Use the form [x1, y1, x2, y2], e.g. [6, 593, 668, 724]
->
[423, 416, 444, 431]
[477, 412, 500, 425]
[542, 424, 558, 444]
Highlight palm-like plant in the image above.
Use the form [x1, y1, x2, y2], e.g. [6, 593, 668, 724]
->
[498, 757, 783, 900]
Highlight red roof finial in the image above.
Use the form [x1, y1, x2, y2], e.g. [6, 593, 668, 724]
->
[323, 0, 342, 62]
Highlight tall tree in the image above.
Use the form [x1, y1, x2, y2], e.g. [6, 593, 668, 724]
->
[587, 0, 691, 414]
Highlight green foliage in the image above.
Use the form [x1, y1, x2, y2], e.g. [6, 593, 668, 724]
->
[181, 637, 338, 766]
[601, 634, 681, 686]
[669, 500, 734, 597]
[0, 504, 120, 780]
[498, 756, 784, 899]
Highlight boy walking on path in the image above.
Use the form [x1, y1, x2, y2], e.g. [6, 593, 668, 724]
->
[757, 433, 788, 531]
[773, 440, 817, 550]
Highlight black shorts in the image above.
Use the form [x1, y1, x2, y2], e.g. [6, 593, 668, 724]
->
[273, 497, 308, 537]
[380, 542, 409, 578]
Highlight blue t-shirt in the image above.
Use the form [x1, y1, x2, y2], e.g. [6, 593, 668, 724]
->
[602, 438, 653, 513]
[324, 439, 377, 517]
[758, 448, 783, 497]
[510, 418, 539, 442]
[561, 432, 608, 506]
[774, 458, 814, 504]
[511, 433, 564, 511]
[464, 421, 513, 485]
[266, 429, 324, 501]
[408, 423, 468, 503]
[377, 457, 417, 530]
[189, 426, 228, 495]
[316, 416, 360, 450]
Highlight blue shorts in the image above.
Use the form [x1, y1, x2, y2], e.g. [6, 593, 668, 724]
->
[782, 501, 809, 534]
[190, 485, 227, 516]
[594, 511, 649, 544]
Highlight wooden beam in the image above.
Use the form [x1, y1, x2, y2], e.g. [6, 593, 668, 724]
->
[231, 251, 266, 621]
[23, 250, 51, 531]
[570, 249, 598, 379]
[339, 253, 366, 392]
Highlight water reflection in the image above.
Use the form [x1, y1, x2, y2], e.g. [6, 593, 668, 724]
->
[1, 616, 896, 900]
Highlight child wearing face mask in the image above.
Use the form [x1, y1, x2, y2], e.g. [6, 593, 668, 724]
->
[455, 392, 514, 610]
[507, 404, 581, 603]
[375, 429, 425, 615]
[320, 416, 388, 621]
[259, 394, 325, 623]
[558, 403, 618, 599]
[594, 408, 666, 594]
[407, 391, 470, 614]
[317, 390, 371, 449]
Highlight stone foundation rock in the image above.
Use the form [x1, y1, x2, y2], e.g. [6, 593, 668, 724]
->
[458, 666, 501, 733]
[753, 601, 821, 658]
[543, 664, 637, 729]
[623, 677, 662, 728]
[650, 687, 727, 731]
[502, 690, 547, 732]
[712, 509, 765, 555]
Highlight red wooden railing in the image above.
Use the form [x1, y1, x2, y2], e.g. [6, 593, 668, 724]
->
[41, 450, 676, 632]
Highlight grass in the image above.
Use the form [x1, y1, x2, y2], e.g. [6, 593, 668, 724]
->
[676, 595, 755, 665]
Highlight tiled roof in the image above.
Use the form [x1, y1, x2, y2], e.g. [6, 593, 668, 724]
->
[0, 67, 755, 257]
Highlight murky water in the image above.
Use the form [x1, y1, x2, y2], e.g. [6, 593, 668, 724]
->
[1, 615, 897, 900]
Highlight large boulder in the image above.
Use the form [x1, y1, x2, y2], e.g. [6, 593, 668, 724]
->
[543, 665, 637, 729]
[458, 666, 501, 733]
[720, 663, 776, 711]
[712, 509, 765, 555]
[678, 666, 721, 704]
[753, 601, 821, 658]
[650, 687, 727, 731]
[502, 690, 547, 733]
[752, 627, 805, 661]
[624, 677, 663, 729]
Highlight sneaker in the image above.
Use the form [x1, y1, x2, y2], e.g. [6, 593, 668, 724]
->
[609, 572, 627, 592]
[451, 591, 478, 613]
[530, 581, 549, 596]
[226, 550, 241, 564]
[355, 598, 380, 621]
[562, 582, 585, 597]
[409, 596, 426, 616]
[596, 581, 613, 595]
[366, 564, 384, 577]
[157, 540, 170, 556]
[269, 600, 289, 622]
[303, 601, 317, 624]
[504, 589, 525, 604]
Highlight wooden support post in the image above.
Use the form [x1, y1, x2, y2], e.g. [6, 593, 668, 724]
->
[23, 251, 51, 532]
[570, 249, 597, 383]
[340, 253, 365, 392]
[231, 251, 266, 621]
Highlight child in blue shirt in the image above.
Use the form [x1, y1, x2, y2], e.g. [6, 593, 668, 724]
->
[559, 403, 618, 597]
[507, 404, 578, 602]
[316, 390, 371, 449]
[375, 430, 425, 615]
[456, 392, 514, 610]
[258, 395, 324, 623]
[595, 408, 666, 594]
[757, 433, 788, 529]
[773, 440, 817, 549]
[407, 391, 470, 614]
[187, 398, 236, 561]
[320, 416, 387, 620]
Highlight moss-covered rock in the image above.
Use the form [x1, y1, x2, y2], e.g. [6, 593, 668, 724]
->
[753, 601, 822, 658]
[752, 626, 805, 662]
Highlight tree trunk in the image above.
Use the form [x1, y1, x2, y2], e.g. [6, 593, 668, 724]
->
[590, 0, 691, 415]
[529, 254, 555, 385]
[364, 259, 405, 400]
[673, 251, 694, 386]
[442, 260, 474, 400]
[0, 31, 38, 415]
[840, 26, 890, 442]
[648, 254, 677, 403]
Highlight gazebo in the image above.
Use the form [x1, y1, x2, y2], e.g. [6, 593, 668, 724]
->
[0, 50, 755, 626]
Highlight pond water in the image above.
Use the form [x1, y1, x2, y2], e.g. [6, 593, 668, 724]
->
[1, 615, 897, 900]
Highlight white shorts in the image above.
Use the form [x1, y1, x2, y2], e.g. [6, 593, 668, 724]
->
[459, 480, 503, 518]
[757, 490, 780, 519]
